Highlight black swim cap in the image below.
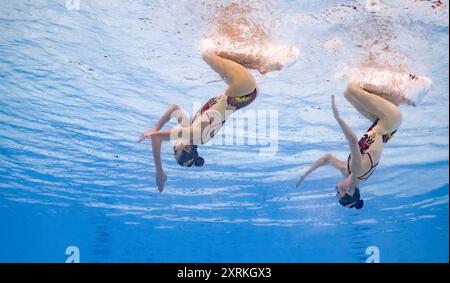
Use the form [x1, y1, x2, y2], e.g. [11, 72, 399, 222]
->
[175, 145, 205, 167]
[339, 188, 364, 209]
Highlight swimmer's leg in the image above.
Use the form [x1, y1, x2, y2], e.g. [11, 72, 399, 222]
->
[344, 90, 378, 122]
[202, 52, 257, 97]
[214, 51, 261, 70]
[362, 83, 416, 107]
[344, 82, 402, 134]
[172, 105, 190, 128]
[215, 50, 282, 75]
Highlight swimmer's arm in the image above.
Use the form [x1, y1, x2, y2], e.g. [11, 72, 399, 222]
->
[138, 104, 189, 142]
[144, 125, 189, 193]
[149, 127, 187, 192]
[202, 52, 283, 76]
[217, 51, 261, 70]
[153, 104, 184, 131]
[150, 134, 167, 192]
[214, 51, 282, 75]
[151, 134, 164, 172]
[331, 95, 363, 168]
[296, 154, 347, 188]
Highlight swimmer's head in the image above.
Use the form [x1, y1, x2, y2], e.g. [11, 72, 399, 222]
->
[173, 143, 205, 168]
[335, 178, 364, 209]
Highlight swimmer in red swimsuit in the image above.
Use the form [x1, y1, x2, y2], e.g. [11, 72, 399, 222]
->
[137, 51, 261, 192]
[296, 82, 405, 209]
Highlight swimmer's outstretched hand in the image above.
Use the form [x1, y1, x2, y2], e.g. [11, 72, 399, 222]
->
[296, 174, 306, 189]
[137, 128, 158, 143]
[331, 95, 340, 119]
[156, 170, 167, 193]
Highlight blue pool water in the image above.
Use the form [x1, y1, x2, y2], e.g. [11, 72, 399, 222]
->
[0, 0, 448, 263]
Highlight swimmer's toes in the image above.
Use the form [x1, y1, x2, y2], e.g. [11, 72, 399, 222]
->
[259, 62, 283, 75]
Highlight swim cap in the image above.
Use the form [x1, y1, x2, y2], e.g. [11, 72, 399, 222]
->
[339, 188, 364, 209]
[175, 145, 205, 167]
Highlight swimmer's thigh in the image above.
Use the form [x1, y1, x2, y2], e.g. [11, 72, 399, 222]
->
[345, 82, 402, 133]
[203, 53, 257, 97]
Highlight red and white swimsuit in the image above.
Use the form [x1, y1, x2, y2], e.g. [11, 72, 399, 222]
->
[347, 119, 397, 182]
[188, 89, 258, 145]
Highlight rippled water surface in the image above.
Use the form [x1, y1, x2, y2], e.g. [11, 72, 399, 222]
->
[0, 0, 448, 262]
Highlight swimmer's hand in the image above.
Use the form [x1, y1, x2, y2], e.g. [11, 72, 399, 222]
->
[331, 95, 340, 118]
[155, 169, 167, 193]
[137, 128, 158, 143]
[296, 174, 306, 189]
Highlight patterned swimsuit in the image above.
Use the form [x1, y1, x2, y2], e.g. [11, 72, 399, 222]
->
[347, 119, 397, 181]
[191, 89, 258, 144]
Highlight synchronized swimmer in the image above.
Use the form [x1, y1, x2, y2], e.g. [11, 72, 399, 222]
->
[137, 2, 432, 209]
[296, 71, 431, 209]
[137, 3, 298, 192]
[137, 51, 264, 192]
[137, 47, 431, 210]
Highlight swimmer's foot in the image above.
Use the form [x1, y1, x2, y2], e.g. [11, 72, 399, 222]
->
[295, 174, 306, 188]
[378, 93, 416, 107]
[258, 62, 283, 75]
[400, 96, 416, 107]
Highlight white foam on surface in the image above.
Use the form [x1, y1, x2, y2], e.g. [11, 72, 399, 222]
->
[200, 36, 300, 69]
[336, 66, 432, 105]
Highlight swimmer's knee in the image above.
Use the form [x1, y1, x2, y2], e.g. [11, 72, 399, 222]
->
[347, 82, 361, 92]
[231, 68, 257, 90]
[393, 108, 403, 127]
[240, 76, 258, 94]
[202, 51, 210, 60]
[387, 104, 402, 122]
[379, 109, 402, 134]
[343, 88, 352, 100]
[344, 83, 358, 99]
